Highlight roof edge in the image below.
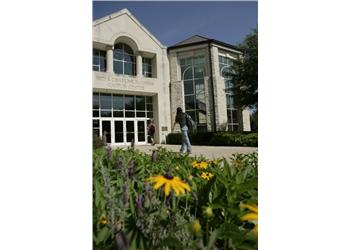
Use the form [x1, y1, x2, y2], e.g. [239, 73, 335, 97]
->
[93, 8, 166, 49]
[168, 39, 241, 53]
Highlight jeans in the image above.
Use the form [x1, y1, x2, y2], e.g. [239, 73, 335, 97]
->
[180, 125, 192, 153]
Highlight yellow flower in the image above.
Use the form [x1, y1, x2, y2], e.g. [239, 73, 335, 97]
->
[98, 216, 108, 225]
[192, 161, 208, 170]
[146, 174, 190, 197]
[200, 172, 214, 181]
[240, 204, 258, 235]
[191, 219, 201, 237]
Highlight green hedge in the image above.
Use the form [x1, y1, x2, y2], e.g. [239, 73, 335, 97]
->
[166, 132, 258, 147]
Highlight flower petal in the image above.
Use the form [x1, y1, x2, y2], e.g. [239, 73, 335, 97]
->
[164, 182, 171, 197]
[241, 204, 258, 213]
[240, 212, 258, 221]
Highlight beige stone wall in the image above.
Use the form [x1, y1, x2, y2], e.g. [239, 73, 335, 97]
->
[168, 44, 251, 133]
[93, 9, 171, 144]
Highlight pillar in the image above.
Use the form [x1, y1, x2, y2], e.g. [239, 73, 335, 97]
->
[106, 46, 114, 73]
[137, 53, 143, 77]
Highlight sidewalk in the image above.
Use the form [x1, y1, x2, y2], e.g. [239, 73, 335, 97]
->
[113, 144, 257, 160]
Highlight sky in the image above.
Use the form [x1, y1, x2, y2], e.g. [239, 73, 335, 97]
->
[93, 1, 257, 46]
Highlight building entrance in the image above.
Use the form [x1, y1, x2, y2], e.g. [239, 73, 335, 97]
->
[93, 93, 154, 145]
[99, 118, 148, 145]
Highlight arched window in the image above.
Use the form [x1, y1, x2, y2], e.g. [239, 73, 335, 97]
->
[113, 43, 136, 76]
[219, 55, 238, 131]
[180, 56, 207, 131]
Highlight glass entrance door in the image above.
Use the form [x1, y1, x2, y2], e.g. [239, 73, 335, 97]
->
[126, 120, 135, 143]
[101, 120, 111, 143]
[137, 120, 146, 143]
[114, 120, 124, 143]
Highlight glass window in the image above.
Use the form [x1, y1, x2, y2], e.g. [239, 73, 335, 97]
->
[136, 96, 145, 110]
[180, 56, 207, 128]
[193, 66, 204, 79]
[113, 43, 136, 76]
[93, 120, 100, 128]
[146, 103, 153, 112]
[100, 94, 112, 109]
[183, 67, 193, 80]
[124, 95, 135, 110]
[219, 55, 239, 131]
[113, 95, 123, 110]
[146, 96, 152, 103]
[93, 93, 99, 109]
[142, 58, 152, 78]
[113, 111, 123, 117]
[114, 61, 123, 74]
[124, 62, 135, 75]
[184, 80, 194, 95]
[185, 95, 195, 110]
[101, 110, 112, 117]
[92, 49, 106, 72]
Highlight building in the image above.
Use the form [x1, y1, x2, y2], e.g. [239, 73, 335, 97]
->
[93, 9, 251, 146]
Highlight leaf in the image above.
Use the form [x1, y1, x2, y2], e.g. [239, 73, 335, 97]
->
[94, 226, 110, 245]
[205, 229, 219, 250]
[158, 236, 183, 249]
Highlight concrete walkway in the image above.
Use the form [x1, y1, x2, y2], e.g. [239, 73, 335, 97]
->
[113, 144, 257, 160]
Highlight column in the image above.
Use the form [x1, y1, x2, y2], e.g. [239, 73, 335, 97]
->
[106, 46, 114, 74]
[137, 53, 143, 77]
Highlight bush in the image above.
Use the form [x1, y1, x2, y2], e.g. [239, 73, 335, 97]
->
[93, 133, 104, 149]
[166, 132, 258, 147]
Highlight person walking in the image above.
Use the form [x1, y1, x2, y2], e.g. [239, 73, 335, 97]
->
[147, 119, 156, 146]
[172, 107, 192, 154]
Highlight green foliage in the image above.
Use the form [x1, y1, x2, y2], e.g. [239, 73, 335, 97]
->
[234, 28, 258, 110]
[93, 147, 258, 250]
[166, 132, 258, 147]
[93, 133, 105, 149]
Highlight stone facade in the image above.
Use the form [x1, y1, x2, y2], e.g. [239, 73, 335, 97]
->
[93, 8, 251, 146]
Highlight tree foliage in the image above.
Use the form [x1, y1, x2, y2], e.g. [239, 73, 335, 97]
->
[234, 28, 258, 109]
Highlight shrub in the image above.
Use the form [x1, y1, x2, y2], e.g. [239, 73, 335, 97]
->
[166, 132, 258, 147]
[93, 147, 258, 250]
[93, 133, 104, 149]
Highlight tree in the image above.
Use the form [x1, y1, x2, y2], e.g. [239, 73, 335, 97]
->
[234, 28, 258, 109]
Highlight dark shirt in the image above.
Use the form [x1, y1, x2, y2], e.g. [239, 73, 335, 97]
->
[175, 113, 186, 128]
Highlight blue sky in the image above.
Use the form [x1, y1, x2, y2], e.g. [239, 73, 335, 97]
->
[93, 1, 257, 46]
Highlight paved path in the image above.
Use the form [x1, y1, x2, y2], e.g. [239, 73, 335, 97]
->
[112, 144, 257, 160]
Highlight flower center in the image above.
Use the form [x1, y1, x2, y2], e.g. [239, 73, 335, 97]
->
[164, 173, 174, 180]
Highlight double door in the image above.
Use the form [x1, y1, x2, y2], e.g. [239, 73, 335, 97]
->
[100, 119, 148, 145]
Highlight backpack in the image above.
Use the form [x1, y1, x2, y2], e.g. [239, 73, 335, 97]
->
[185, 113, 196, 132]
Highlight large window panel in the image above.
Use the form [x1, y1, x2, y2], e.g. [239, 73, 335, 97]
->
[100, 94, 112, 109]
[124, 95, 135, 110]
[93, 49, 106, 72]
[194, 66, 204, 79]
[180, 55, 207, 130]
[185, 95, 195, 110]
[114, 61, 123, 74]
[113, 95, 123, 110]
[93, 93, 99, 109]
[113, 43, 136, 76]
[136, 96, 145, 110]
[184, 80, 194, 95]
